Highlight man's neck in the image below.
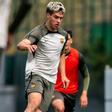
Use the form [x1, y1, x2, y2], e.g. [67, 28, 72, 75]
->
[45, 22, 57, 32]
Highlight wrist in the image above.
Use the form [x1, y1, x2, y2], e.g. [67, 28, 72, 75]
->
[82, 90, 87, 95]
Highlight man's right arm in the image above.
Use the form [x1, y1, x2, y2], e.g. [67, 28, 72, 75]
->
[17, 38, 37, 53]
[17, 26, 41, 53]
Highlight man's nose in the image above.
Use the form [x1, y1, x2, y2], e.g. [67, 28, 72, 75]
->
[57, 18, 61, 23]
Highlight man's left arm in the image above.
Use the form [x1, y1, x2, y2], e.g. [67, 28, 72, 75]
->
[79, 53, 90, 108]
[59, 54, 69, 89]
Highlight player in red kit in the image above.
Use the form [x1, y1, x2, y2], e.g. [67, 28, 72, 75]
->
[50, 30, 90, 112]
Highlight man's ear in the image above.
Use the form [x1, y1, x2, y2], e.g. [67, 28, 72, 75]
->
[46, 13, 51, 18]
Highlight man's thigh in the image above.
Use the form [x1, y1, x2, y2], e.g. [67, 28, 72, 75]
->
[25, 74, 54, 112]
[25, 74, 44, 95]
[39, 78, 54, 112]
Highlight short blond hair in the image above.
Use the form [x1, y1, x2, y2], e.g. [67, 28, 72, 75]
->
[46, 2, 65, 14]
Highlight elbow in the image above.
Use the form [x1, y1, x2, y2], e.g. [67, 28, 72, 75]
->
[17, 43, 21, 50]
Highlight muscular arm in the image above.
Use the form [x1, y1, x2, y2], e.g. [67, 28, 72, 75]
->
[17, 26, 41, 53]
[17, 38, 37, 53]
[59, 54, 69, 89]
[17, 32, 39, 53]
[79, 53, 90, 91]
[79, 53, 90, 108]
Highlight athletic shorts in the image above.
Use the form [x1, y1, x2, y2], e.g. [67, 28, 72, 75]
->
[53, 91, 77, 112]
[25, 73, 54, 112]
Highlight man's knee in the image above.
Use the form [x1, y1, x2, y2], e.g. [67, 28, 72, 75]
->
[31, 93, 41, 103]
[52, 99, 65, 112]
[35, 109, 42, 112]
[57, 106, 65, 112]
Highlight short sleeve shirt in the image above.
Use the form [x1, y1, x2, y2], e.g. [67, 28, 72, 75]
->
[25, 24, 67, 83]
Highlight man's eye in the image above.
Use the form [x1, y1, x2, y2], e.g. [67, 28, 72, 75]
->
[55, 16, 58, 19]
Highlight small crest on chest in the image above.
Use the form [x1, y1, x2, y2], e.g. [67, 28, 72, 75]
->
[60, 38, 64, 44]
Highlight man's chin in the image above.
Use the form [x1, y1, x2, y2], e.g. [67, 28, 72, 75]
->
[55, 25, 59, 29]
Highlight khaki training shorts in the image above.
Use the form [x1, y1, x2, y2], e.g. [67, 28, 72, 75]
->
[25, 74, 54, 112]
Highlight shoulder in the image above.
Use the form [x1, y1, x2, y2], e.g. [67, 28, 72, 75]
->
[58, 27, 67, 37]
[28, 24, 47, 37]
[78, 51, 85, 63]
[78, 51, 84, 59]
[71, 48, 79, 54]
[71, 48, 85, 64]
[72, 48, 84, 57]
[29, 25, 43, 35]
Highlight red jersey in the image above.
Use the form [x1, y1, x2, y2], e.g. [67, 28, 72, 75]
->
[55, 48, 79, 94]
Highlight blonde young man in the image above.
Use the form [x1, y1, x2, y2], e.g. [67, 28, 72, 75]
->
[17, 2, 69, 112]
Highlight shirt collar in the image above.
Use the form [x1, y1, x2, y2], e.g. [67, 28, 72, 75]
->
[41, 23, 63, 34]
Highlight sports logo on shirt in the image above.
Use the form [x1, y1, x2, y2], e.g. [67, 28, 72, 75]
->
[31, 82, 36, 88]
[60, 38, 64, 44]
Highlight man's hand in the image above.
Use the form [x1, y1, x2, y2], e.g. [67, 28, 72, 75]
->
[26, 44, 37, 53]
[80, 90, 88, 108]
[17, 39, 37, 53]
[62, 76, 70, 89]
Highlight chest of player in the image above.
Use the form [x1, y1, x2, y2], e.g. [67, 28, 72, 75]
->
[38, 33, 65, 51]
